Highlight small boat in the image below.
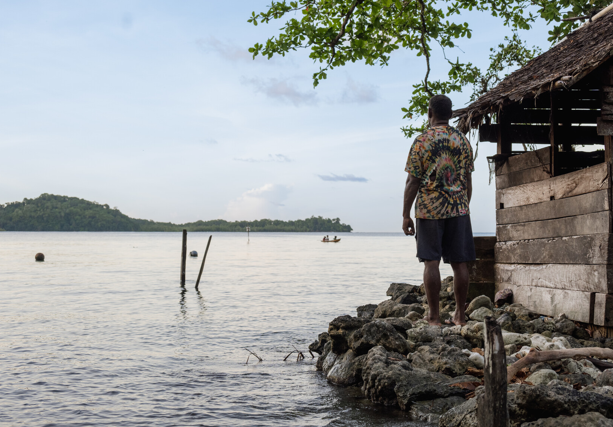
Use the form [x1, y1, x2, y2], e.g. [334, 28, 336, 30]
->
[322, 238, 341, 243]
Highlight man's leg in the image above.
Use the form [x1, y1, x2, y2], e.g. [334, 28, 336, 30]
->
[450, 262, 469, 326]
[424, 260, 442, 326]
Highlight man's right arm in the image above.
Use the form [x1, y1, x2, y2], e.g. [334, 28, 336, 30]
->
[402, 173, 421, 235]
[466, 172, 472, 204]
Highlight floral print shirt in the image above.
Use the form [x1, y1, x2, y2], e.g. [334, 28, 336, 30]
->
[405, 126, 474, 219]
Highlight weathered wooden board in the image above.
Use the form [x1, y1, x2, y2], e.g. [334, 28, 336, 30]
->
[497, 211, 611, 241]
[594, 293, 613, 327]
[497, 282, 593, 323]
[495, 263, 613, 294]
[604, 87, 613, 104]
[474, 236, 496, 259]
[496, 166, 551, 190]
[495, 234, 613, 265]
[468, 259, 495, 283]
[496, 147, 550, 176]
[496, 162, 609, 209]
[496, 189, 609, 225]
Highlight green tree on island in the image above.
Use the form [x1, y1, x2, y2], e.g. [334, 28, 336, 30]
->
[0, 194, 352, 232]
[249, 0, 608, 136]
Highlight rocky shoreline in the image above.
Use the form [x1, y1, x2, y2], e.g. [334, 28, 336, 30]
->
[309, 279, 613, 426]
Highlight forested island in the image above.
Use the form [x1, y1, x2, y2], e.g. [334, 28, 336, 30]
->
[0, 194, 353, 232]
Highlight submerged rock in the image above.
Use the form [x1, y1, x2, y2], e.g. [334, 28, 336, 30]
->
[438, 395, 478, 427]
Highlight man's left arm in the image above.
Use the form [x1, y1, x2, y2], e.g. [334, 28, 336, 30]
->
[402, 173, 421, 235]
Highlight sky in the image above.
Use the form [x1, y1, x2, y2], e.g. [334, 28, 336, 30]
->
[0, 1, 554, 232]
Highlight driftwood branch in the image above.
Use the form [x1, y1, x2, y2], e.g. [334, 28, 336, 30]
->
[508, 347, 613, 381]
[417, 0, 432, 97]
[244, 347, 263, 364]
[284, 345, 306, 362]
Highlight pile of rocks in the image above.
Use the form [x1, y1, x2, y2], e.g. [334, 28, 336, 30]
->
[309, 280, 613, 426]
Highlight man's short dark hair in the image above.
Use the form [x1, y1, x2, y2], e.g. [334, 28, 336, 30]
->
[429, 95, 453, 120]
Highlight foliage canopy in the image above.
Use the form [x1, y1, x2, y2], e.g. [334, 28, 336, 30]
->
[249, 0, 610, 136]
[0, 194, 353, 232]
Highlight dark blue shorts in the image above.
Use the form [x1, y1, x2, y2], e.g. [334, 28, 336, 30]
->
[415, 215, 476, 264]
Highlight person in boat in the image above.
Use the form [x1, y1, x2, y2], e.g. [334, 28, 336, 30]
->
[402, 94, 475, 327]
[323, 235, 328, 241]
[333, 236, 337, 241]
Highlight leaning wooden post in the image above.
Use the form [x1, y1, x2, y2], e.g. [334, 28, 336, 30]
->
[477, 316, 509, 427]
[180, 229, 187, 285]
[195, 235, 212, 290]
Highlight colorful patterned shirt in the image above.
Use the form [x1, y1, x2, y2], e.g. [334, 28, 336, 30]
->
[405, 126, 474, 219]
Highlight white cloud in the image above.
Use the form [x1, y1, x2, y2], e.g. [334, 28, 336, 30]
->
[340, 77, 379, 104]
[234, 154, 292, 163]
[318, 173, 368, 182]
[242, 77, 317, 106]
[223, 184, 292, 220]
[196, 36, 270, 63]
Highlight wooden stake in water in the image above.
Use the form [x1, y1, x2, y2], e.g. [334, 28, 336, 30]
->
[195, 235, 212, 290]
[246, 226, 250, 243]
[180, 229, 187, 285]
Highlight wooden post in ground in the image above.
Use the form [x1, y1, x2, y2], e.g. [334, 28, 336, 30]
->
[195, 235, 212, 290]
[180, 229, 187, 285]
[477, 316, 509, 427]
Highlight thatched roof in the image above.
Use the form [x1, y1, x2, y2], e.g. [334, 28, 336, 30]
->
[455, 7, 613, 133]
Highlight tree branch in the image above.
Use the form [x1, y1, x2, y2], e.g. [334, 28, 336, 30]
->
[417, 0, 433, 97]
[329, 0, 363, 59]
[507, 347, 613, 381]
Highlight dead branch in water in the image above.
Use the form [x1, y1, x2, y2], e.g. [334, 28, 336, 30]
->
[507, 347, 613, 381]
[244, 347, 263, 364]
[284, 345, 306, 362]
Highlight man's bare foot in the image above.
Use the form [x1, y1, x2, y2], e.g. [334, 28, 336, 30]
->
[426, 316, 442, 326]
[452, 313, 467, 327]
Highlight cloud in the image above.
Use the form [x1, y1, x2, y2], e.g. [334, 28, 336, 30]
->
[196, 36, 267, 63]
[242, 77, 317, 106]
[201, 138, 218, 144]
[340, 77, 379, 104]
[223, 184, 292, 220]
[234, 154, 292, 163]
[318, 174, 368, 183]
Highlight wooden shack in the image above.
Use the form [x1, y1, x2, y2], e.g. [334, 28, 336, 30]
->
[455, 8, 613, 326]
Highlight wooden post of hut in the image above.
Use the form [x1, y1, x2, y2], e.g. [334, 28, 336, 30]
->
[455, 10, 613, 330]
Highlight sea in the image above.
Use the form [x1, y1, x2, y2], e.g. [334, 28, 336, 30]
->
[0, 232, 461, 427]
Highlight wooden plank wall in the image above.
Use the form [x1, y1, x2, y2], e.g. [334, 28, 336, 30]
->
[494, 151, 613, 326]
[468, 236, 496, 300]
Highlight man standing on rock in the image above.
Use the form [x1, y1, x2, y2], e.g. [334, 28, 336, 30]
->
[402, 94, 476, 326]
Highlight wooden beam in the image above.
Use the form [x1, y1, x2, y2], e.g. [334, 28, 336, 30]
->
[495, 263, 613, 294]
[496, 189, 609, 225]
[498, 112, 511, 155]
[496, 162, 609, 209]
[550, 91, 559, 176]
[495, 166, 550, 190]
[507, 108, 601, 125]
[604, 87, 613, 105]
[496, 282, 593, 323]
[495, 234, 613, 265]
[497, 211, 610, 241]
[606, 136, 613, 164]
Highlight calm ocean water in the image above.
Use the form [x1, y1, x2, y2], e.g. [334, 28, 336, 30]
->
[0, 232, 457, 427]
